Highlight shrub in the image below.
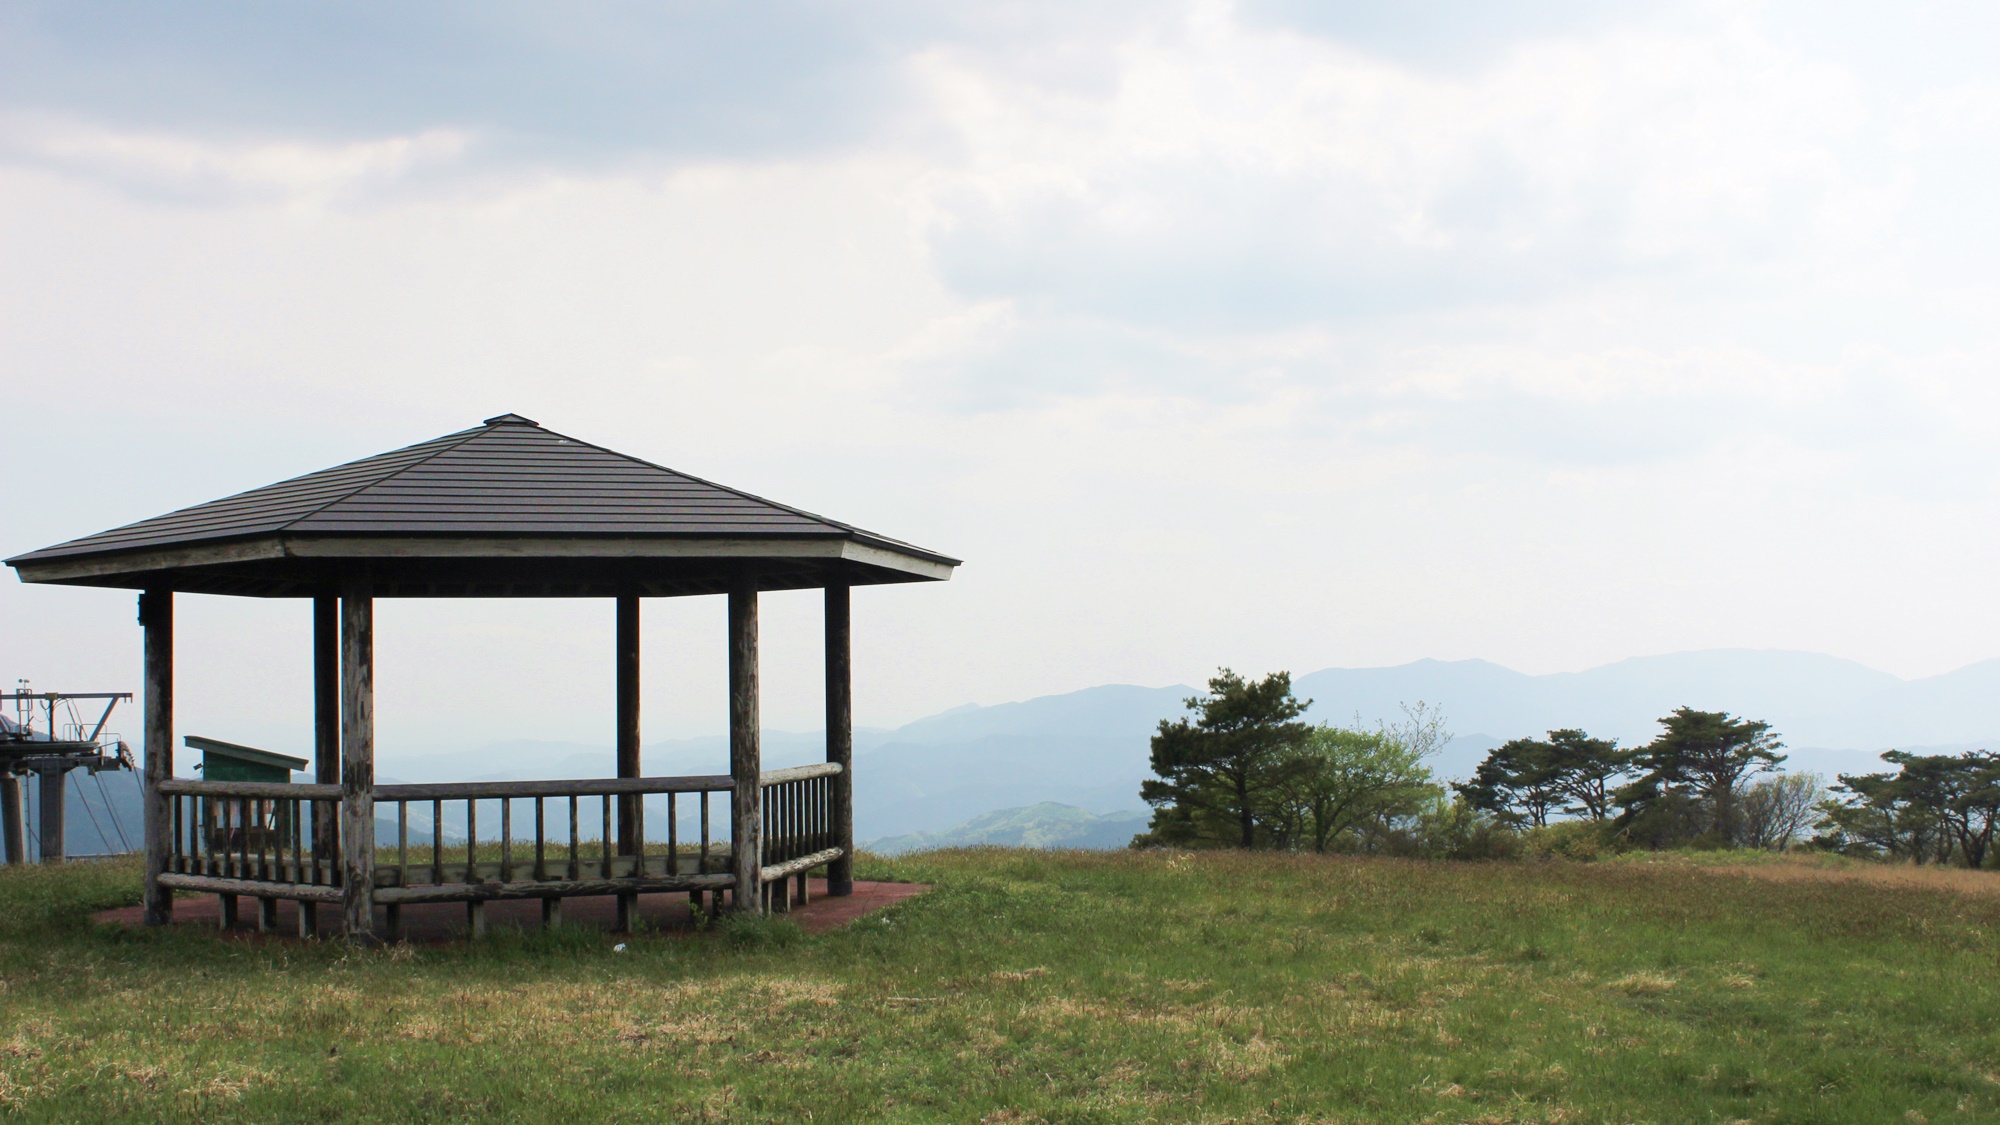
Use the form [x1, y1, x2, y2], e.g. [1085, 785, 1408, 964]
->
[1520, 819, 1621, 861]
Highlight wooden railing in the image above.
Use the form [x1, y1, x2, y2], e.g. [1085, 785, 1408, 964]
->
[370, 775, 734, 902]
[759, 762, 842, 887]
[158, 780, 341, 900]
[155, 764, 846, 919]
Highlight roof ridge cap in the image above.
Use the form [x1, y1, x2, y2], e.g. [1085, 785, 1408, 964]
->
[271, 423, 492, 532]
[529, 424, 861, 535]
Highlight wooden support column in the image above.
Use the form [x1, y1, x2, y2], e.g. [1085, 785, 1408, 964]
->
[615, 594, 640, 932]
[36, 767, 68, 864]
[306, 594, 338, 936]
[0, 776, 24, 866]
[728, 578, 763, 914]
[825, 583, 854, 896]
[141, 590, 174, 925]
[339, 588, 377, 942]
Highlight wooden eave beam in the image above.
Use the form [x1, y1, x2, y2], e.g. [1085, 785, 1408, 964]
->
[10, 533, 956, 589]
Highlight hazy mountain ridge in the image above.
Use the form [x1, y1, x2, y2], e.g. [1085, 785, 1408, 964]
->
[865, 802, 1152, 855]
[37, 649, 1990, 854]
[372, 649, 2000, 842]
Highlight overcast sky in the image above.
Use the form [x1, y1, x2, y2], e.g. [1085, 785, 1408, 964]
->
[5, 1, 1999, 759]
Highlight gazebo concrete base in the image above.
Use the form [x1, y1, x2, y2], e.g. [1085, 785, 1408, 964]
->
[93, 879, 927, 942]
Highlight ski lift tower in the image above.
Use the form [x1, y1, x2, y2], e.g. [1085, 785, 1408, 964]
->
[0, 687, 135, 864]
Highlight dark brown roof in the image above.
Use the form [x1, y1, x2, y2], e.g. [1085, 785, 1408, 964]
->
[7, 415, 958, 597]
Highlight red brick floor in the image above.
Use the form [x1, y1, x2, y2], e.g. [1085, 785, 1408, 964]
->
[92, 879, 928, 943]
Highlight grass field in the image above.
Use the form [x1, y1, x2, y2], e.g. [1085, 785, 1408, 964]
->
[0, 848, 1995, 1123]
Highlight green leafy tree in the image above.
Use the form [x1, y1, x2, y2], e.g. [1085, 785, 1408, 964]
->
[1819, 769, 1937, 861]
[1458, 728, 1630, 827]
[1457, 738, 1564, 828]
[1273, 725, 1438, 852]
[1617, 708, 1785, 845]
[1822, 750, 2000, 866]
[1544, 729, 1631, 820]
[1139, 669, 1311, 849]
[1736, 772, 1824, 850]
[1952, 754, 2000, 868]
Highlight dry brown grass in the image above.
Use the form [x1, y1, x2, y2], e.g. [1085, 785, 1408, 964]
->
[1705, 858, 2000, 897]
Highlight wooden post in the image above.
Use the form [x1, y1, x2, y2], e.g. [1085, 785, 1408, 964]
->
[303, 595, 338, 937]
[728, 579, 763, 914]
[0, 776, 24, 865]
[615, 594, 640, 932]
[339, 588, 377, 942]
[313, 597, 339, 858]
[35, 766, 67, 863]
[141, 590, 174, 924]
[825, 583, 854, 896]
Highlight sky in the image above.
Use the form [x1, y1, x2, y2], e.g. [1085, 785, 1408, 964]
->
[4, 0, 2000, 760]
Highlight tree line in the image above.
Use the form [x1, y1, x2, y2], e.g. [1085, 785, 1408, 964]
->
[1136, 667, 2000, 867]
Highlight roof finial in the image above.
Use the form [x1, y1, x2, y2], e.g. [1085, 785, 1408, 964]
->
[483, 413, 539, 426]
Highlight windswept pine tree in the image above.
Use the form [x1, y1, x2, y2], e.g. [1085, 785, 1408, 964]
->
[1138, 669, 1311, 848]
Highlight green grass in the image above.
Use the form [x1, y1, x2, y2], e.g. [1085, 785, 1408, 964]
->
[0, 849, 1996, 1123]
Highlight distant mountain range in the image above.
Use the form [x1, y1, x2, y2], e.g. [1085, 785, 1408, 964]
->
[865, 802, 1150, 855]
[19, 649, 1998, 856]
[354, 648, 2000, 843]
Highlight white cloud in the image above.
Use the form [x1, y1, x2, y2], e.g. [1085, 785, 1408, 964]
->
[0, 111, 473, 205]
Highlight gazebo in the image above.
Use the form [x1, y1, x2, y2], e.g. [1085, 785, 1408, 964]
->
[5, 414, 958, 941]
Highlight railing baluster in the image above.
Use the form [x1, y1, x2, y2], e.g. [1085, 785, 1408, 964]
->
[568, 795, 580, 880]
[398, 801, 409, 888]
[699, 791, 710, 874]
[467, 799, 478, 883]
[432, 798, 444, 886]
[501, 797, 513, 883]
[634, 792, 646, 877]
[667, 792, 678, 875]
[601, 795, 612, 879]
[534, 796, 546, 881]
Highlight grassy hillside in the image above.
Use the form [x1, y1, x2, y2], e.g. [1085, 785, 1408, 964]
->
[866, 802, 1150, 854]
[0, 849, 1995, 1123]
